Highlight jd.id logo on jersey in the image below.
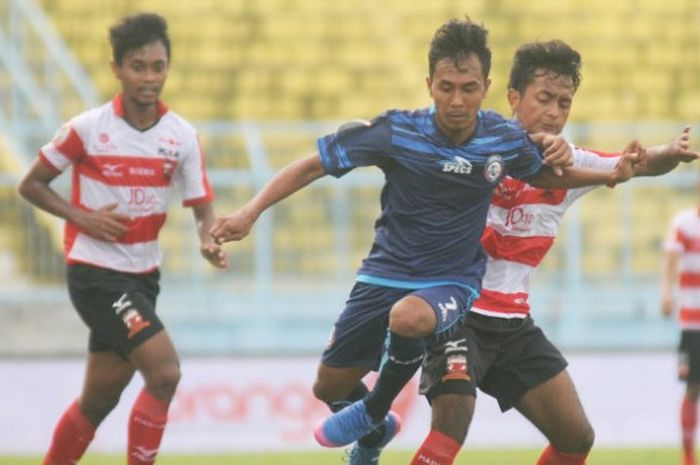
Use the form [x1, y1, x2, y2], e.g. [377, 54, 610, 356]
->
[442, 156, 473, 175]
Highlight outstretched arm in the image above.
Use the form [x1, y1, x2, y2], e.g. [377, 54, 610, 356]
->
[210, 153, 327, 244]
[528, 139, 643, 190]
[634, 126, 699, 176]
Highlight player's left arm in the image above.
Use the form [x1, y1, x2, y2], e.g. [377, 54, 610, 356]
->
[661, 247, 680, 318]
[528, 139, 643, 189]
[633, 126, 699, 176]
[191, 201, 229, 270]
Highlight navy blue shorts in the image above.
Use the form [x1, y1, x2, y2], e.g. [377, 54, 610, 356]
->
[321, 282, 477, 370]
[67, 264, 164, 359]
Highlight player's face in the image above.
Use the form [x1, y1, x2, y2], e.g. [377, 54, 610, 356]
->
[427, 54, 490, 145]
[111, 40, 169, 108]
[508, 69, 574, 135]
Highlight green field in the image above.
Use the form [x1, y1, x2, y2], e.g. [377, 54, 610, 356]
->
[2, 448, 682, 465]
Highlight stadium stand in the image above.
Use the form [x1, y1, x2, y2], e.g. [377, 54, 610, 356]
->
[0, 0, 697, 353]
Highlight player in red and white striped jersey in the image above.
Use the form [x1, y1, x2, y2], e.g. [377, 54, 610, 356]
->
[413, 41, 699, 465]
[662, 208, 700, 465]
[18, 13, 227, 465]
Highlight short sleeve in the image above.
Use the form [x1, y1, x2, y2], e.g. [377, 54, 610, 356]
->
[38, 119, 88, 173]
[664, 213, 687, 253]
[506, 130, 545, 181]
[177, 132, 214, 206]
[317, 115, 393, 178]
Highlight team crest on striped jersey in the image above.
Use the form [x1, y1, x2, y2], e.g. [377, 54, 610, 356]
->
[484, 154, 503, 183]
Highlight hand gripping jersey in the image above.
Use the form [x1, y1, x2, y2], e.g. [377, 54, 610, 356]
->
[39, 95, 213, 273]
[665, 208, 700, 329]
[317, 108, 545, 293]
[472, 146, 618, 318]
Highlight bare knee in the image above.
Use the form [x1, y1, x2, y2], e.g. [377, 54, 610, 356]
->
[552, 424, 595, 454]
[142, 363, 181, 402]
[313, 365, 369, 406]
[80, 391, 122, 425]
[312, 378, 338, 404]
[389, 296, 435, 338]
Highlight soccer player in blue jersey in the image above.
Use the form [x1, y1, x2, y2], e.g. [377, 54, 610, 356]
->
[210, 17, 638, 464]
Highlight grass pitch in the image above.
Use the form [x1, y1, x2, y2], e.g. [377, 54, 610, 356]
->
[2, 448, 681, 464]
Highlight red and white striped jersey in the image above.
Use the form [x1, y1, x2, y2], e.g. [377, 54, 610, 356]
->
[471, 146, 618, 319]
[39, 94, 214, 273]
[664, 208, 700, 329]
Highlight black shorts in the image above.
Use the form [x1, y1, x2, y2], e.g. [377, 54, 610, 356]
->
[420, 312, 567, 411]
[67, 264, 164, 358]
[678, 330, 700, 383]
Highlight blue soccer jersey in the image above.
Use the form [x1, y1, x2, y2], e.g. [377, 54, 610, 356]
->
[317, 108, 544, 294]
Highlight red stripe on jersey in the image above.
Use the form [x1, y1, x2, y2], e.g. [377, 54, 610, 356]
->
[79, 155, 175, 187]
[680, 309, 700, 323]
[474, 289, 530, 314]
[481, 227, 554, 266]
[681, 273, 700, 287]
[491, 178, 567, 208]
[678, 230, 700, 253]
[119, 213, 167, 244]
[64, 212, 166, 247]
[54, 126, 87, 162]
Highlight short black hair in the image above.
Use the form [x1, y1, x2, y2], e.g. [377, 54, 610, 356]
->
[508, 40, 582, 94]
[109, 12, 171, 65]
[428, 17, 491, 79]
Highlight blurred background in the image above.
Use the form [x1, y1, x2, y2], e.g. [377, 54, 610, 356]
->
[1, 0, 698, 356]
[0, 0, 698, 454]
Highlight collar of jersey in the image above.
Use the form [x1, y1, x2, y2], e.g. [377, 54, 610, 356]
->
[425, 105, 483, 147]
[112, 93, 169, 119]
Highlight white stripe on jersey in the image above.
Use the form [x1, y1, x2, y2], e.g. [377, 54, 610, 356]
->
[69, 236, 161, 273]
[39, 96, 212, 273]
[480, 257, 533, 294]
[476, 146, 619, 319]
[681, 253, 700, 272]
[79, 176, 169, 218]
[680, 289, 700, 310]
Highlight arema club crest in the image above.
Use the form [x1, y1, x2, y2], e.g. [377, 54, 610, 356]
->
[484, 154, 504, 183]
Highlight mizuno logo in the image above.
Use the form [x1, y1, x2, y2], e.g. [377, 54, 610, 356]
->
[102, 163, 123, 177]
[112, 293, 132, 315]
[442, 156, 473, 174]
[443, 338, 467, 354]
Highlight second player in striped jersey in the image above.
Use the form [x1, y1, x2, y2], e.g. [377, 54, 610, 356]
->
[415, 40, 699, 465]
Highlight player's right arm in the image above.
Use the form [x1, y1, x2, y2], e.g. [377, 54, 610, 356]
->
[661, 220, 683, 318]
[18, 158, 129, 242]
[210, 153, 327, 244]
